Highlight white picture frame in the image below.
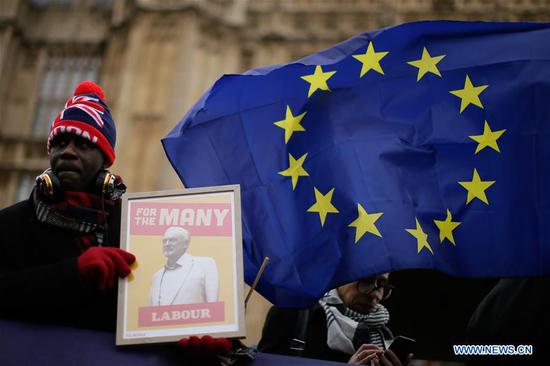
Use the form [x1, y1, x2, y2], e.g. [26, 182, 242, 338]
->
[116, 185, 245, 345]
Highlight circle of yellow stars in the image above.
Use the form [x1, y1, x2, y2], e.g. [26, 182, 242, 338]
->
[272, 40, 505, 256]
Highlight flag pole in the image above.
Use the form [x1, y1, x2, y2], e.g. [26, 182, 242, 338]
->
[244, 257, 270, 310]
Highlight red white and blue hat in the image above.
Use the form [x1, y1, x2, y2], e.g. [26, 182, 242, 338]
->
[47, 81, 116, 166]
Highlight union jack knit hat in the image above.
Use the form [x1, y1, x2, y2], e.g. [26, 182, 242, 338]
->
[47, 81, 116, 166]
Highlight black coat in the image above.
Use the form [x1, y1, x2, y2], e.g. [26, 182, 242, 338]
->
[258, 304, 354, 363]
[0, 198, 120, 330]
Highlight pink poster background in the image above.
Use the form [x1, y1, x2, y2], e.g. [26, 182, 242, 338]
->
[130, 202, 232, 236]
[138, 302, 225, 327]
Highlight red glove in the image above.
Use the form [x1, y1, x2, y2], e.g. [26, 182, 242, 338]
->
[177, 335, 232, 355]
[77, 247, 136, 291]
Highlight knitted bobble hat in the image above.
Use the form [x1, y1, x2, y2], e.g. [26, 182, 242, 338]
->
[47, 81, 116, 166]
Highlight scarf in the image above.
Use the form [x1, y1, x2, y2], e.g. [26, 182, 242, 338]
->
[319, 289, 392, 355]
[32, 177, 125, 252]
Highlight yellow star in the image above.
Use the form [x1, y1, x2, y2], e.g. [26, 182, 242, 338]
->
[433, 209, 461, 245]
[406, 218, 434, 255]
[348, 203, 383, 243]
[301, 65, 336, 97]
[307, 187, 339, 227]
[449, 75, 489, 113]
[278, 153, 309, 190]
[407, 47, 446, 81]
[469, 120, 506, 154]
[352, 42, 389, 77]
[274, 105, 307, 144]
[458, 168, 495, 205]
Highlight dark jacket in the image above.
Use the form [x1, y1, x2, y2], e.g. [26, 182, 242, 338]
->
[0, 198, 120, 330]
[258, 304, 388, 363]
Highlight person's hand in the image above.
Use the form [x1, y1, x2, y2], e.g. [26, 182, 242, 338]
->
[177, 335, 232, 356]
[77, 247, 136, 290]
[348, 344, 384, 364]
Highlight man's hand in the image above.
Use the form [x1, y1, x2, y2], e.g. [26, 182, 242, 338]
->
[177, 335, 232, 355]
[348, 344, 384, 364]
[77, 247, 136, 290]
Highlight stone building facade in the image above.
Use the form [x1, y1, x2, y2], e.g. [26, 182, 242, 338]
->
[1, 0, 549, 344]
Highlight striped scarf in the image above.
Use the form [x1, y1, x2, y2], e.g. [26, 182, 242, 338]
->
[33, 188, 116, 252]
[319, 289, 393, 355]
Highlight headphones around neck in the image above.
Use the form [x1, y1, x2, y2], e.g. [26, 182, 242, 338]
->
[35, 168, 117, 202]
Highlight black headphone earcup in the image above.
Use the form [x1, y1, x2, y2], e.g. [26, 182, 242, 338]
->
[95, 170, 116, 199]
[35, 169, 64, 202]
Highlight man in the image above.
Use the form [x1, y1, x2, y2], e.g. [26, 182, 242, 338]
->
[0, 81, 135, 330]
[259, 273, 410, 365]
[149, 226, 219, 306]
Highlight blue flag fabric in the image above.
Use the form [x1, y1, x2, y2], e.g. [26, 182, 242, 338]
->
[162, 21, 550, 307]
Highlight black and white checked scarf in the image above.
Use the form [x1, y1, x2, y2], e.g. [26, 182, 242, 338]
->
[319, 289, 392, 355]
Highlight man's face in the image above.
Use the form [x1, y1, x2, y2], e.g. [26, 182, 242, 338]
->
[49, 134, 105, 191]
[337, 273, 390, 314]
[162, 230, 189, 261]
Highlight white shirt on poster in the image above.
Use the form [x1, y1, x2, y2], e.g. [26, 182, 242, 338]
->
[149, 253, 219, 306]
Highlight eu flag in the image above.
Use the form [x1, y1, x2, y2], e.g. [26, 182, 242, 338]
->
[162, 21, 550, 307]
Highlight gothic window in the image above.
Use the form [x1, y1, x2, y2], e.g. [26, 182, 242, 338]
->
[27, 0, 73, 7]
[31, 53, 101, 137]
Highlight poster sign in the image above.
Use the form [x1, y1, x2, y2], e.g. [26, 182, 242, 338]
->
[116, 185, 245, 345]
